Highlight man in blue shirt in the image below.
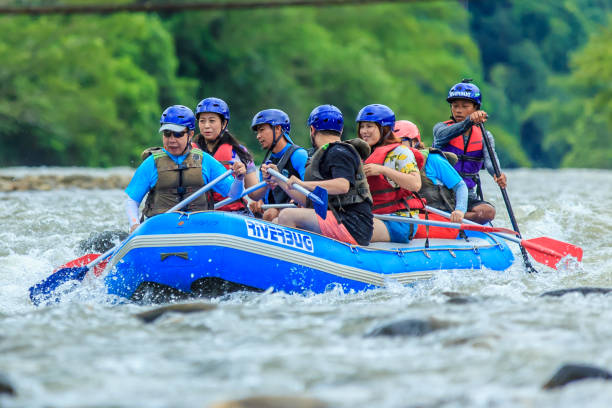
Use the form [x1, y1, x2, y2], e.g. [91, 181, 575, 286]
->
[248, 109, 308, 221]
[125, 105, 245, 231]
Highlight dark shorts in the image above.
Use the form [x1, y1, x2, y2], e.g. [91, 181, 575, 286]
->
[467, 197, 495, 212]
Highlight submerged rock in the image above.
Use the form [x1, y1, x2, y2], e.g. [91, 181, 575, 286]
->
[0, 373, 15, 395]
[78, 230, 128, 254]
[543, 364, 612, 389]
[366, 318, 449, 337]
[209, 396, 328, 408]
[134, 302, 217, 323]
[541, 287, 612, 297]
[442, 291, 478, 304]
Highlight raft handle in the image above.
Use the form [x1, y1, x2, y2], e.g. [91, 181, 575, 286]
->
[160, 252, 189, 261]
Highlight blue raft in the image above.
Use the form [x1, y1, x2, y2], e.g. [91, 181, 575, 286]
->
[100, 211, 515, 302]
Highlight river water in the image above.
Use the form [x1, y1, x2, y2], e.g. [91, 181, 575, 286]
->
[1, 167, 611, 408]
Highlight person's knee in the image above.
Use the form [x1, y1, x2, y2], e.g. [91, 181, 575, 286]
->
[475, 204, 495, 223]
[277, 209, 297, 227]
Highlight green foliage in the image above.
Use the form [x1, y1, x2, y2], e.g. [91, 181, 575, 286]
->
[526, 15, 612, 168]
[164, 3, 494, 163]
[0, 12, 194, 166]
[1, 1, 611, 169]
[469, 0, 612, 167]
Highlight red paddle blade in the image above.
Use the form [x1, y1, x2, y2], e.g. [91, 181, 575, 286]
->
[521, 237, 583, 268]
[53, 253, 100, 272]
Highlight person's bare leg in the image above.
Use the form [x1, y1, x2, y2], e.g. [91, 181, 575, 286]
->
[276, 208, 322, 233]
[370, 218, 391, 242]
[464, 203, 496, 224]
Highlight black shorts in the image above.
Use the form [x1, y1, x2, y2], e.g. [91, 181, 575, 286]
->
[467, 197, 494, 212]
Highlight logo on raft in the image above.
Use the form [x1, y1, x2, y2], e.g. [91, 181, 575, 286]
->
[245, 219, 314, 253]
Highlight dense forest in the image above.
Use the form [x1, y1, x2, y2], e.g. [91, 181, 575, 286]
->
[1, 0, 611, 168]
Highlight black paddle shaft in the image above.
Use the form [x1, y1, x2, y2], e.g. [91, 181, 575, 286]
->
[479, 123, 538, 273]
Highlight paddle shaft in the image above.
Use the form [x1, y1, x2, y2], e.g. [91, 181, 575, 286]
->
[214, 181, 267, 209]
[170, 169, 233, 212]
[266, 168, 325, 207]
[425, 205, 520, 244]
[479, 123, 536, 272]
[261, 203, 296, 209]
[374, 213, 517, 235]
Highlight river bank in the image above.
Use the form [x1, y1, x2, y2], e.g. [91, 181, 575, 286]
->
[0, 167, 133, 191]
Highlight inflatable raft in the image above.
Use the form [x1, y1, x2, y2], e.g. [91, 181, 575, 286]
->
[98, 211, 515, 302]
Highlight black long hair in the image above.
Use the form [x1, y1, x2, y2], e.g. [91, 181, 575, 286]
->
[195, 130, 253, 165]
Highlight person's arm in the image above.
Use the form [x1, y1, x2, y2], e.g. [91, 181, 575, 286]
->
[228, 161, 245, 199]
[433, 118, 473, 148]
[364, 164, 421, 192]
[284, 177, 349, 208]
[124, 156, 157, 231]
[451, 180, 468, 214]
[125, 196, 140, 232]
[290, 148, 309, 180]
[364, 145, 421, 191]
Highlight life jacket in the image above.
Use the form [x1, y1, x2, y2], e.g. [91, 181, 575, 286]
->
[364, 143, 425, 214]
[267, 144, 305, 204]
[304, 140, 372, 213]
[440, 120, 485, 190]
[143, 147, 212, 218]
[211, 143, 245, 211]
[418, 148, 457, 213]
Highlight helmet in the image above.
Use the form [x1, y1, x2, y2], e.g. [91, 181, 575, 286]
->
[251, 109, 291, 134]
[446, 79, 481, 106]
[307, 105, 344, 133]
[195, 97, 230, 123]
[159, 105, 196, 132]
[355, 104, 395, 129]
[393, 120, 421, 143]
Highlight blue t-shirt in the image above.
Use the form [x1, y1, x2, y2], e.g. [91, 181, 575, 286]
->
[424, 153, 462, 189]
[269, 143, 308, 179]
[125, 148, 235, 204]
[259, 143, 309, 203]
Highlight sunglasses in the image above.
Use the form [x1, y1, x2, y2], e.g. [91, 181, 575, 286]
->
[162, 130, 187, 139]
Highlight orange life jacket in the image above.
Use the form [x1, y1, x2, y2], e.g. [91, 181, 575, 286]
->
[212, 143, 245, 211]
[364, 143, 425, 214]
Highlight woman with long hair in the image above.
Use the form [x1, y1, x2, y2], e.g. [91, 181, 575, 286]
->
[193, 97, 258, 212]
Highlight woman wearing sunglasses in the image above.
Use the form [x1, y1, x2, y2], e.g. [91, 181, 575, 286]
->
[124, 105, 245, 232]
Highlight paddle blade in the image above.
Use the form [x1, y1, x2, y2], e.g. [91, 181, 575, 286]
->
[521, 237, 583, 269]
[29, 266, 89, 306]
[53, 253, 100, 272]
[311, 186, 328, 220]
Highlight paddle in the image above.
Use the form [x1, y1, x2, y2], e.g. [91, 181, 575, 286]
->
[424, 205, 583, 269]
[261, 203, 296, 210]
[266, 168, 328, 219]
[29, 169, 234, 305]
[479, 123, 539, 273]
[213, 181, 267, 209]
[373, 213, 520, 236]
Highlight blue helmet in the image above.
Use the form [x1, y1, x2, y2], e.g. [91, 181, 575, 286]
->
[196, 97, 230, 123]
[307, 105, 343, 133]
[356, 104, 395, 129]
[447, 79, 482, 106]
[159, 105, 196, 132]
[251, 109, 291, 134]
